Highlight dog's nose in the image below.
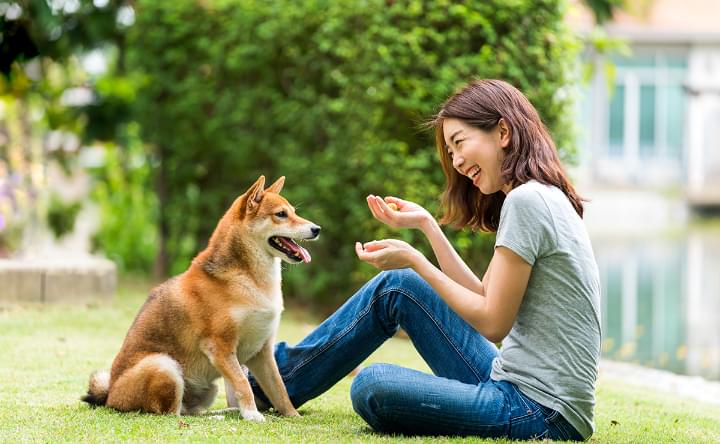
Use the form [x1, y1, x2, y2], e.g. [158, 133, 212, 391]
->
[311, 226, 321, 237]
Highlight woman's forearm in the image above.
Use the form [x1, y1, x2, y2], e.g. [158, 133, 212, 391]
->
[411, 253, 505, 340]
[420, 218, 485, 295]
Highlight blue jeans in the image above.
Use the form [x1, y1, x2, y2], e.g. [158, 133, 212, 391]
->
[249, 269, 583, 441]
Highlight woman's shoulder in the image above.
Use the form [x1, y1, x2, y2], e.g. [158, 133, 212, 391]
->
[506, 180, 551, 205]
[500, 181, 554, 225]
[503, 181, 574, 225]
[507, 181, 581, 228]
[508, 180, 566, 204]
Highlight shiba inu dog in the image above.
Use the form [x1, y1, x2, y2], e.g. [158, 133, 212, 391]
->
[82, 175, 320, 422]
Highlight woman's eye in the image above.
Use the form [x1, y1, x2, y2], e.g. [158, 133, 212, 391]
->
[275, 211, 288, 218]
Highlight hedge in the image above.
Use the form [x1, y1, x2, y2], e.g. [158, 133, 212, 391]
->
[127, 0, 578, 308]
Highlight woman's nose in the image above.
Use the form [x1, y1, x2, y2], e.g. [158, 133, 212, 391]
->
[452, 155, 464, 170]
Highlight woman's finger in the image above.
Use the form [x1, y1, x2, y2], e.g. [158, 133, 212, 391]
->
[355, 241, 371, 261]
[375, 196, 394, 213]
[363, 240, 388, 252]
[368, 195, 390, 224]
[384, 196, 404, 206]
[366, 195, 383, 220]
[355, 241, 384, 267]
[375, 196, 398, 223]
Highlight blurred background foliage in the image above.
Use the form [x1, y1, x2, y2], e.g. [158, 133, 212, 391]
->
[2, 0, 599, 310]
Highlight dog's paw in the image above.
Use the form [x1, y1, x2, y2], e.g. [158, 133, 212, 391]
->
[241, 409, 265, 422]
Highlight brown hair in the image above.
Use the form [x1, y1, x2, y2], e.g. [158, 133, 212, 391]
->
[429, 79, 584, 232]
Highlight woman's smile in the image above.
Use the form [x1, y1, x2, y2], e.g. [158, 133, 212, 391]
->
[467, 165, 481, 181]
[472, 169, 481, 187]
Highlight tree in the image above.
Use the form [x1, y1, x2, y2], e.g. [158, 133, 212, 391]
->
[582, 0, 624, 24]
[129, 0, 579, 308]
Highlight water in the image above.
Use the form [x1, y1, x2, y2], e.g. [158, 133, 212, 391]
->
[593, 226, 720, 381]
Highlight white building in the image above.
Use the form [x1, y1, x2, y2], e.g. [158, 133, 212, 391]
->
[568, 0, 720, 381]
[569, 0, 720, 202]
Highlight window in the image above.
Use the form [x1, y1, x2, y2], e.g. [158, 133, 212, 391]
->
[639, 84, 656, 156]
[666, 85, 685, 158]
[608, 85, 625, 157]
[606, 52, 687, 161]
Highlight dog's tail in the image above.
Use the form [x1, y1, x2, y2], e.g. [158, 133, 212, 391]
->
[81, 370, 110, 407]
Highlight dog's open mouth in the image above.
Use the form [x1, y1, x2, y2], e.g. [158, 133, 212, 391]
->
[268, 236, 311, 263]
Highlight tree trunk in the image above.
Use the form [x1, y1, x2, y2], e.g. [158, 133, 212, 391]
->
[153, 144, 169, 278]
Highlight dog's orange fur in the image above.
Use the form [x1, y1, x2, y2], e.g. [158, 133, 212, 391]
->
[82, 176, 319, 422]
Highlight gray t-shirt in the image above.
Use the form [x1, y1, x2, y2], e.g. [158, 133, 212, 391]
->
[490, 180, 601, 440]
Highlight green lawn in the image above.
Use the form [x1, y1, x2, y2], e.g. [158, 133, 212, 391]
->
[1, 279, 718, 443]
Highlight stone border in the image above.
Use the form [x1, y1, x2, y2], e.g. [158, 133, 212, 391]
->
[599, 359, 720, 406]
[0, 258, 116, 303]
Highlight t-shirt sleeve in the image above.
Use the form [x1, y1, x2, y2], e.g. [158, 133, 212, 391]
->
[495, 188, 556, 266]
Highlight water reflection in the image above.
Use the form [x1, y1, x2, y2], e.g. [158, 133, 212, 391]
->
[595, 228, 720, 381]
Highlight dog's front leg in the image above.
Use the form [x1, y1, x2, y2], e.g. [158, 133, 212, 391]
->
[245, 339, 300, 417]
[224, 378, 239, 408]
[200, 340, 264, 422]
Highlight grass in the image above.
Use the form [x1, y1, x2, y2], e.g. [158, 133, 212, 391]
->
[1, 279, 718, 443]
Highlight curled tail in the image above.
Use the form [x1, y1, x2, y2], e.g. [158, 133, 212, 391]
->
[81, 370, 110, 407]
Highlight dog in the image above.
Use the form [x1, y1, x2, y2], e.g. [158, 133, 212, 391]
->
[81, 175, 320, 422]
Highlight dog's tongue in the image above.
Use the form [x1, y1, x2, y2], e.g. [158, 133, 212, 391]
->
[280, 237, 311, 263]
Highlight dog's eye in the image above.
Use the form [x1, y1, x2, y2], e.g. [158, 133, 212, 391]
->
[275, 211, 288, 218]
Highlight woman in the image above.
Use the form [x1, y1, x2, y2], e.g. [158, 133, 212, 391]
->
[248, 79, 601, 441]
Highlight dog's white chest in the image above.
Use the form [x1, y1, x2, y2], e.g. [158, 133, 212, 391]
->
[227, 261, 284, 362]
[231, 305, 281, 362]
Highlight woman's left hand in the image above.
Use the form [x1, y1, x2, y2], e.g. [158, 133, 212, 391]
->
[355, 239, 424, 271]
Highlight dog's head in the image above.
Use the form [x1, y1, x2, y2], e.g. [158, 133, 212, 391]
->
[231, 175, 320, 264]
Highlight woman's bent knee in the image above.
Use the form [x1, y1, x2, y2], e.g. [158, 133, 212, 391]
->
[350, 364, 402, 432]
[351, 363, 387, 406]
[379, 268, 425, 289]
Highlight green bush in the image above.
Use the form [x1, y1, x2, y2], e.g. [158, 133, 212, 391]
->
[47, 194, 82, 239]
[90, 122, 158, 272]
[128, 0, 578, 309]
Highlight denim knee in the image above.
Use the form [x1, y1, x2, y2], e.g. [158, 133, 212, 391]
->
[374, 268, 432, 309]
[370, 269, 432, 335]
[350, 364, 396, 431]
[378, 268, 425, 290]
[350, 363, 386, 411]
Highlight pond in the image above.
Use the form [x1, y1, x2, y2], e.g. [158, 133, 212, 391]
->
[593, 225, 720, 381]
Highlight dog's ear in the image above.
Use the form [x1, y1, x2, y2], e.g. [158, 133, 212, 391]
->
[244, 175, 266, 214]
[265, 176, 285, 194]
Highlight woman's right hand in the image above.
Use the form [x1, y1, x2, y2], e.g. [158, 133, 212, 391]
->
[366, 195, 434, 231]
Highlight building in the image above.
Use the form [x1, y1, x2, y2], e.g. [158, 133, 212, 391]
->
[569, 0, 720, 203]
[567, 0, 720, 381]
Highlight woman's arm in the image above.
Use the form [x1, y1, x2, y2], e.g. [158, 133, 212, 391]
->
[420, 218, 486, 295]
[356, 240, 530, 342]
[367, 195, 489, 295]
[411, 246, 530, 342]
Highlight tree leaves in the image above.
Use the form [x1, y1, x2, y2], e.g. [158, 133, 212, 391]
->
[128, 0, 578, 308]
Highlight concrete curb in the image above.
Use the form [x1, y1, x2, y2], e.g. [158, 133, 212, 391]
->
[599, 359, 720, 406]
[0, 258, 116, 303]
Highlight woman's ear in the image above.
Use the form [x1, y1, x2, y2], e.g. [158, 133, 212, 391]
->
[498, 118, 511, 149]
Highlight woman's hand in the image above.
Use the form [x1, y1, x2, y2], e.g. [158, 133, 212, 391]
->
[366, 195, 433, 231]
[355, 239, 424, 271]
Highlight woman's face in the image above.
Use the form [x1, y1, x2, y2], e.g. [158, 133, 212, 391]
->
[442, 118, 512, 195]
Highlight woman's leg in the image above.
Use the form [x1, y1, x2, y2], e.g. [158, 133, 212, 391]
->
[350, 363, 579, 440]
[249, 268, 581, 440]
[350, 363, 510, 437]
[351, 364, 581, 440]
[249, 268, 499, 407]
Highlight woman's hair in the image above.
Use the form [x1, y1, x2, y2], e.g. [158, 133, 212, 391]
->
[429, 79, 584, 232]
